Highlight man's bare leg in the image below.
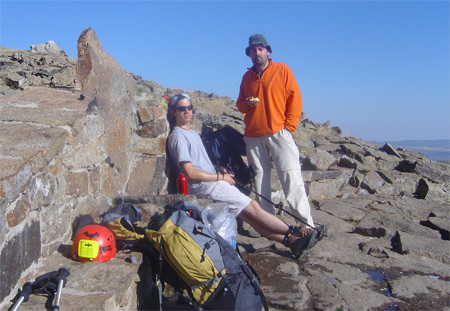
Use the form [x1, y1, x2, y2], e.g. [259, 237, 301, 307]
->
[238, 200, 288, 243]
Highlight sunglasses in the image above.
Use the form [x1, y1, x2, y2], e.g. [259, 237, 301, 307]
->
[176, 105, 193, 112]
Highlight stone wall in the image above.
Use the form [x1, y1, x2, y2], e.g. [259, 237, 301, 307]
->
[0, 28, 169, 303]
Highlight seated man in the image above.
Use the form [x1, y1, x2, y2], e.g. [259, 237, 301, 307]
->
[166, 93, 325, 258]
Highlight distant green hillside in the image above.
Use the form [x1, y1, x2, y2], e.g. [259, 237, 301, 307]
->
[370, 139, 450, 162]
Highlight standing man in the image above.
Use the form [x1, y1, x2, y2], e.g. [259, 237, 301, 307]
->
[236, 34, 328, 237]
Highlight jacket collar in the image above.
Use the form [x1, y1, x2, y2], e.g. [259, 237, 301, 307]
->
[249, 58, 272, 76]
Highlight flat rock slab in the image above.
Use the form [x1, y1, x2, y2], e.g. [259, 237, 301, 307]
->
[0, 122, 67, 166]
[242, 250, 306, 310]
[392, 230, 449, 264]
[0, 87, 87, 126]
[317, 199, 367, 222]
[7, 248, 141, 311]
[355, 211, 440, 239]
[389, 275, 450, 299]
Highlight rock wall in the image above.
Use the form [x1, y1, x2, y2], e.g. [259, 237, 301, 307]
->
[0, 29, 169, 303]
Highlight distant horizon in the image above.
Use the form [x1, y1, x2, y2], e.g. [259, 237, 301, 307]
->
[370, 138, 450, 143]
[369, 139, 450, 162]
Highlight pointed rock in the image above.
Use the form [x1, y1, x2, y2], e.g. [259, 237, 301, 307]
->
[381, 143, 402, 158]
[76, 28, 137, 196]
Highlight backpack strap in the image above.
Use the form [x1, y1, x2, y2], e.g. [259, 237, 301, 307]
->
[190, 271, 224, 291]
[157, 253, 163, 311]
[236, 247, 268, 311]
[241, 263, 269, 311]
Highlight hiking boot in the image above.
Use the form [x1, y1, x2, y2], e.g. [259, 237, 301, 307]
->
[288, 228, 318, 259]
[292, 223, 328, 241]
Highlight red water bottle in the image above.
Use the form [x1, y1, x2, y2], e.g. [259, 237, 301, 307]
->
[177, 173, 188, 195]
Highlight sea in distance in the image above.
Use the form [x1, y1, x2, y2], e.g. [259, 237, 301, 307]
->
[370, 139, 450, 162]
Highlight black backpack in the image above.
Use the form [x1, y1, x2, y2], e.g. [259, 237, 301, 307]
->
[202, 125, 253, 190]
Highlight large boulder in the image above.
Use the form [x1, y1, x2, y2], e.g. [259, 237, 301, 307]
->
[77, 28, 136, 196]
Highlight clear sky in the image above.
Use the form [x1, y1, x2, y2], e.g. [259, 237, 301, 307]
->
[1, 0, 449, 142]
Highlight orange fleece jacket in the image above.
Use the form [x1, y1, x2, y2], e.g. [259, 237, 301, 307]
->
[236, 59, 302, 137]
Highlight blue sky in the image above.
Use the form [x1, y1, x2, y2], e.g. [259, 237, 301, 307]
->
[1, 0, 449, 142]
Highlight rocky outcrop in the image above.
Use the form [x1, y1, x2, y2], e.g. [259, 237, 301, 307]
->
[0, 29, 167, 305]
[76, 28, 136, 196]
[0, 28, 449, 310]
[0, 45, 77, 92]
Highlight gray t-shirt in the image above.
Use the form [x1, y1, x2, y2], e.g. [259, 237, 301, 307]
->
[167, 126, 215, 195]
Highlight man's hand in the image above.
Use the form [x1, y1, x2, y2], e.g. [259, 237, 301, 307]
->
[217, 167, 228, 174]
[246, 97, 260, 108]
[222, 173, 236, 185]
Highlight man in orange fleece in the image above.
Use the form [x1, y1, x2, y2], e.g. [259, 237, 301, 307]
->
[236, 34, 328, 239]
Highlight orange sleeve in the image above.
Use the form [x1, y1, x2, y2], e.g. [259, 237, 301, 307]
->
[236, 81, 251, 113]
[237, 70, 258, 113]
[284, 66, 302, 132]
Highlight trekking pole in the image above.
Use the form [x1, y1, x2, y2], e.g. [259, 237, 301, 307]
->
[10, 270, 59, 311]
[52, 267, 70, 311]
[10, 282, 32, 311]
[234, 179, 321, 233]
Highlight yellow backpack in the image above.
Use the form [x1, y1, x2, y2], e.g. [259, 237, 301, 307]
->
[145, 208, 226, 305]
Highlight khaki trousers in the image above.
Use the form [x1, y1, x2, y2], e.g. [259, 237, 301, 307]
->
[244, 128, 315, 227]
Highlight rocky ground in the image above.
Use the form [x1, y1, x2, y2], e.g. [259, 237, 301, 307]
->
[236, 194, 449, 311]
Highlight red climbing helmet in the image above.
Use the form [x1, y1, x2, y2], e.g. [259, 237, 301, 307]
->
[71, 224, 117, 262]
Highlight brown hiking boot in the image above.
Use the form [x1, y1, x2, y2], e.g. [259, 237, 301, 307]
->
[293, 223, 329, 241]
[288, 228, 318, 259]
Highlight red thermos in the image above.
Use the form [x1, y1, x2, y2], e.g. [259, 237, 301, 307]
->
[177, 173, 188, 195]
